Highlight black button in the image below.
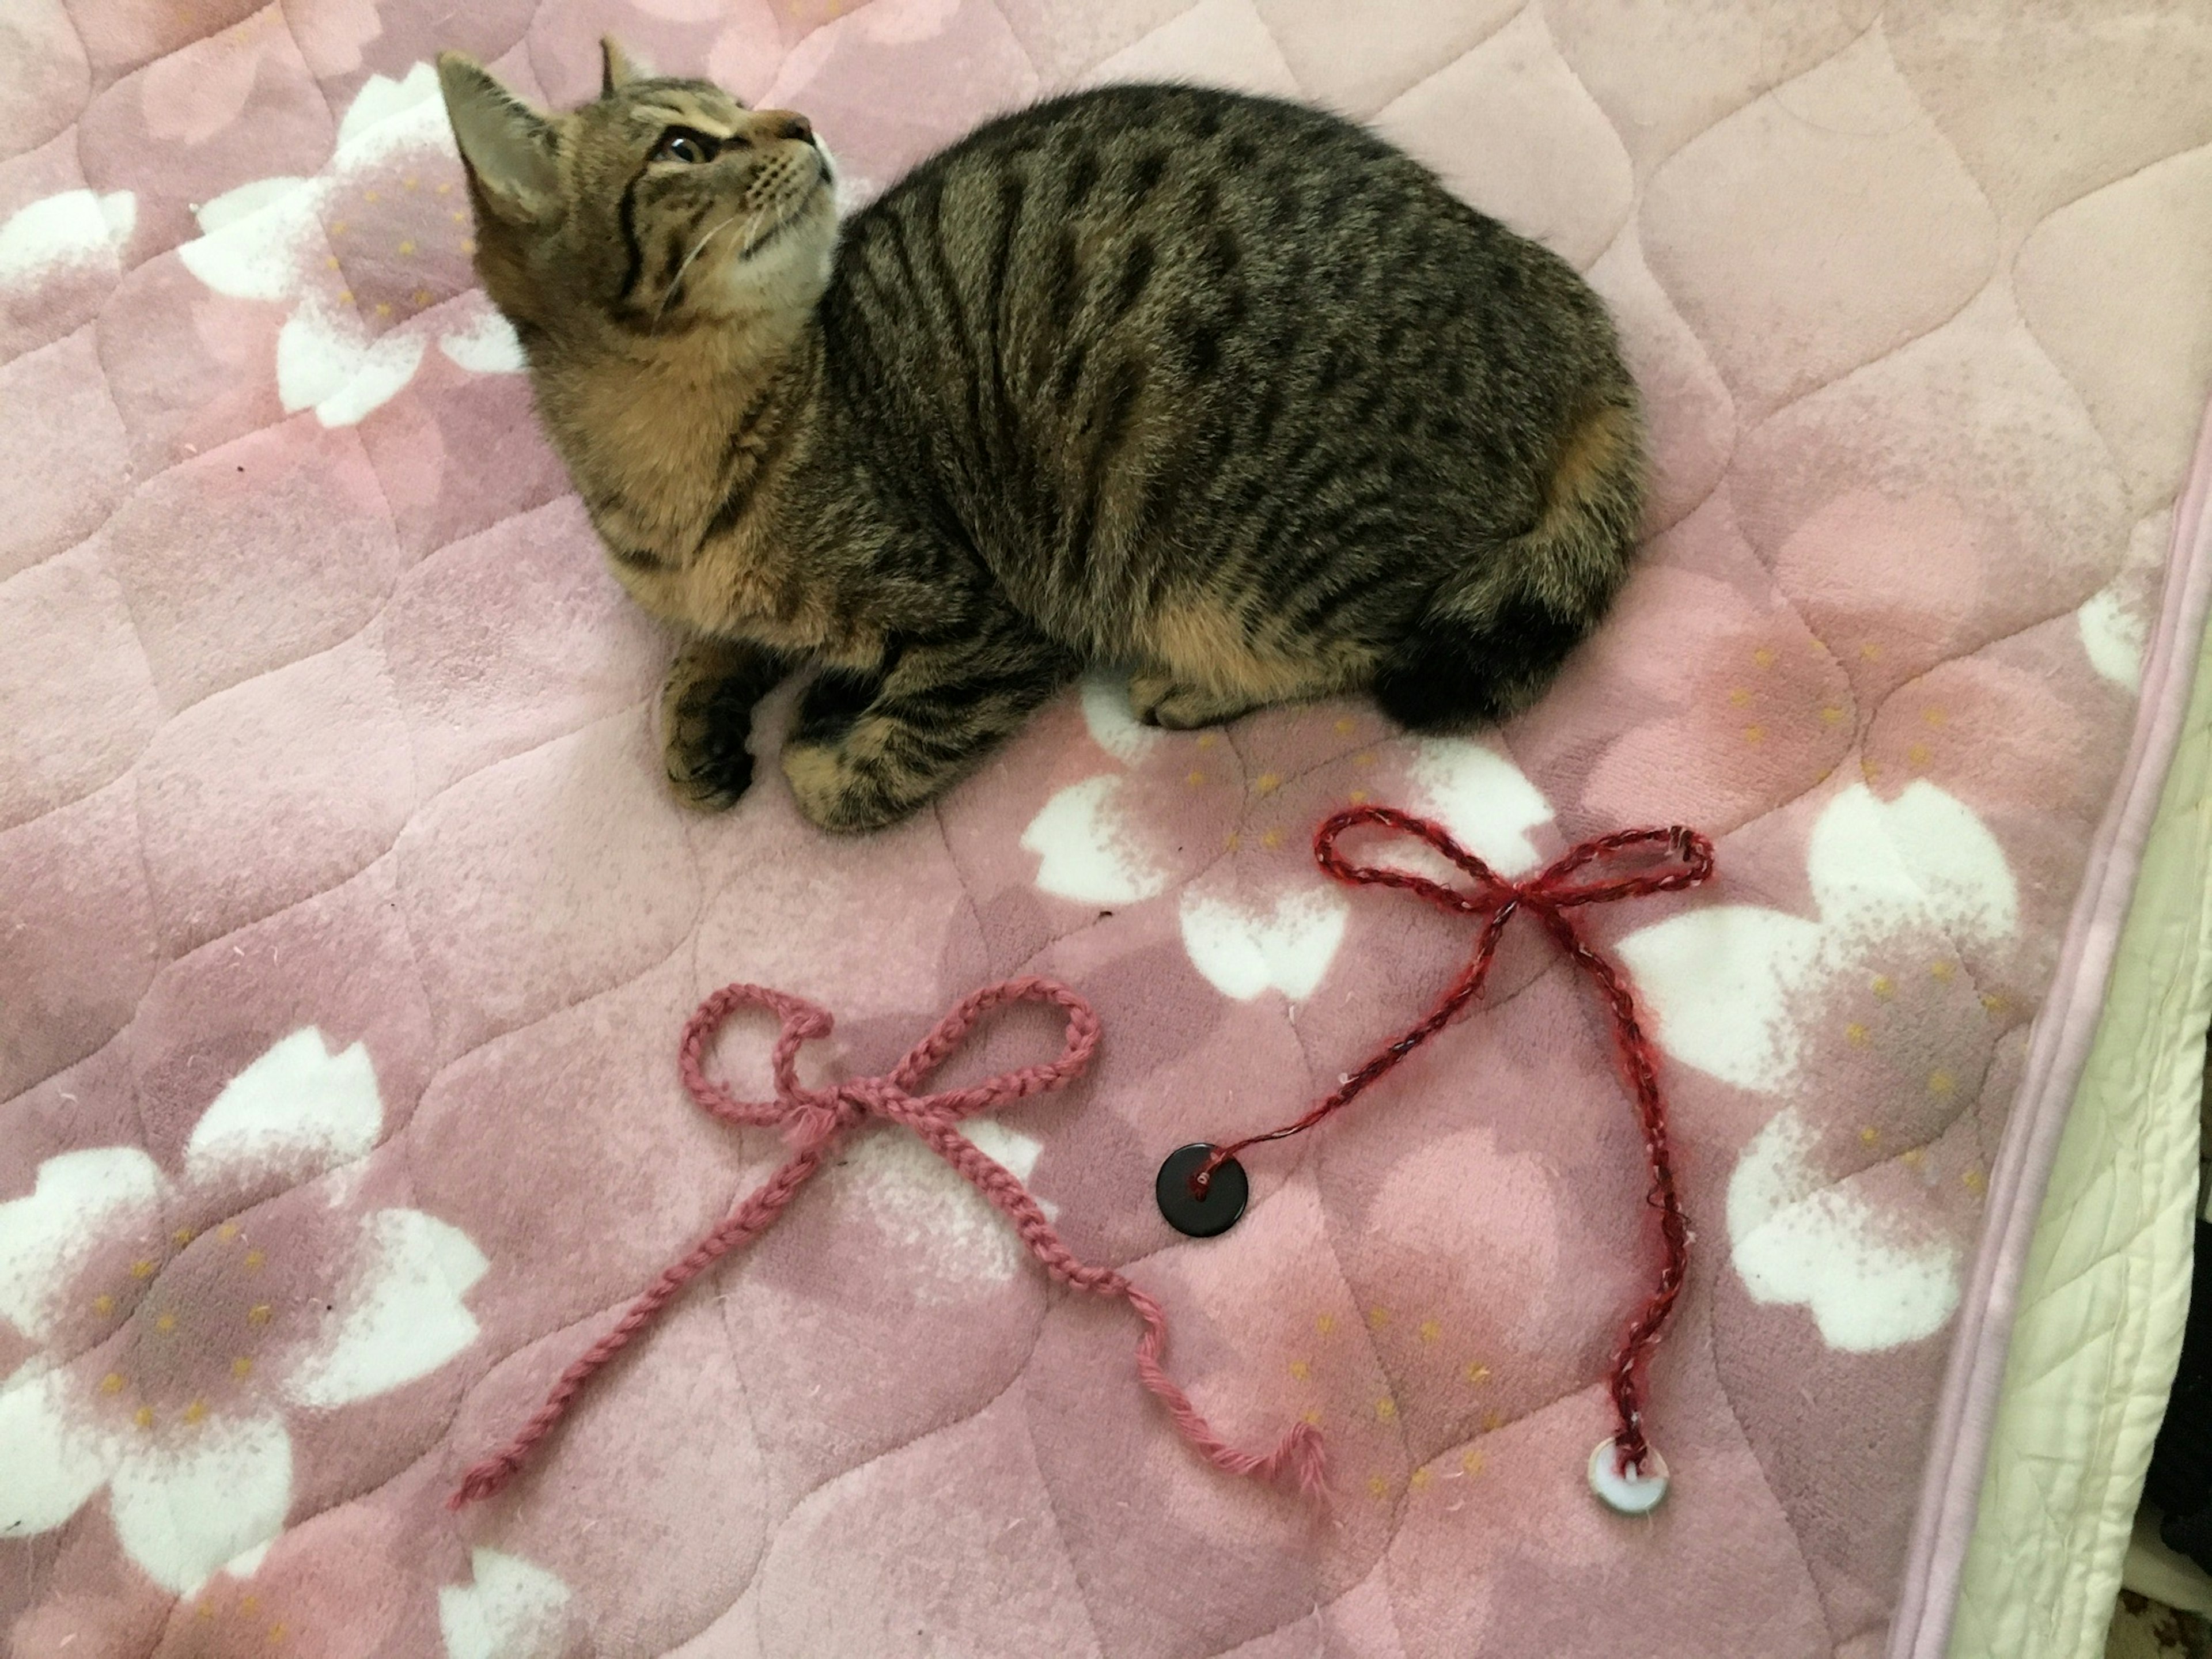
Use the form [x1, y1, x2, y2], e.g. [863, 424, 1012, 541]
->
[1155, 1143, 1248, 1238]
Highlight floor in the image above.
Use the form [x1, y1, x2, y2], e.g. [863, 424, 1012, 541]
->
[2108, 1593, 2212, 1658]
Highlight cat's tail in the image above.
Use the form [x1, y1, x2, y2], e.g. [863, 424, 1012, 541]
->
[1373, 395, 1644, 731]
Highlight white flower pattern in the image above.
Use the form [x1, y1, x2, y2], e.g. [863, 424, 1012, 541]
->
[0, 188, 135, 294]
[1020, 676, 1555, 1002]
[440, 1547, 575, 1659]
[0, 1030, 487, 1594]
[1618, 781, 2018, 1349]
[177, 63, 524, 428]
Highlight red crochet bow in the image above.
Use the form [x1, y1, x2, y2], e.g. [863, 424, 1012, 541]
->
[1191, 806, 1715, 1480]
[450, 976, 1321, 1509]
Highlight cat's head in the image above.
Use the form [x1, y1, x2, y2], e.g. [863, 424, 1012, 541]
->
[436, 40, 836, 344]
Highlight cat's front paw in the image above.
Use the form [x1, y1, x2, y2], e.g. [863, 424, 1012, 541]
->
[660, 657, 759, 812]
[781, 726, 914, 834]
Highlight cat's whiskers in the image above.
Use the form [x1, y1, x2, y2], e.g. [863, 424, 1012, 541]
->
[656, 210, 748, 325]
[733, 204, 772, 260]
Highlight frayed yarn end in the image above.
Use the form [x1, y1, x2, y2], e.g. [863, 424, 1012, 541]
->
[448, 1455, 523, 1510]
[1274, 1420, 1328, 1498]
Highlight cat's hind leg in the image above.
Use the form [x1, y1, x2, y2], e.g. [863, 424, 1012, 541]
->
[1376, 400, 1641, 730]
[1128, 596, 1368, 730]
[1127, 671, 1267, 730]
[781, 611, 1077, 833]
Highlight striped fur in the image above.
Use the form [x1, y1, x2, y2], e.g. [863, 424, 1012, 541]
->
[440, 42, 1645, 832]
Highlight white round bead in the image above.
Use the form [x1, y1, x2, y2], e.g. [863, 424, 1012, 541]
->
[1588, 1437, 1669, 1514]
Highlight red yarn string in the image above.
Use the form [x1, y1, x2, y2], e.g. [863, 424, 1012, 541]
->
[449, 976, 1321, 1509]
[1195, 806, 1714, 1479]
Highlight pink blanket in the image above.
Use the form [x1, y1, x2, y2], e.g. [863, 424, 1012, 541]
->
[7, 3, 2212, 1655]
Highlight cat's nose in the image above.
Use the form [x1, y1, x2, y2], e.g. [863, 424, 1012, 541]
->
[759, 110, 814, 146]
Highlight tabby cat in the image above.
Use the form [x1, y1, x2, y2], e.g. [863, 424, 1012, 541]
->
[437, 40, 1644, 832]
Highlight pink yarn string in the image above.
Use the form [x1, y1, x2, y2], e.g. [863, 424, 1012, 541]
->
[449, 976, 1320, 1509]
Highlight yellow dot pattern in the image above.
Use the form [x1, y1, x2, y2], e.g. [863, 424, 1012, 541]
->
[1298, 1306, 1528, 1491]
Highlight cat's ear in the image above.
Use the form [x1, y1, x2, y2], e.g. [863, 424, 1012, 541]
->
[437, 52, 558, 225]
[600, 36, 650, 95]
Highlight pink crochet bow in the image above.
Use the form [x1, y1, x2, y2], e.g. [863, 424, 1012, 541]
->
[450, 976, 1322, 1508]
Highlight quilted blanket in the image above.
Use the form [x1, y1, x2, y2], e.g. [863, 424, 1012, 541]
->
[7, 2, 2212, 1656]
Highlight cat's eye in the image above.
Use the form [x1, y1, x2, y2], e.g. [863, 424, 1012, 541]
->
[653, 128, 717, 165]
